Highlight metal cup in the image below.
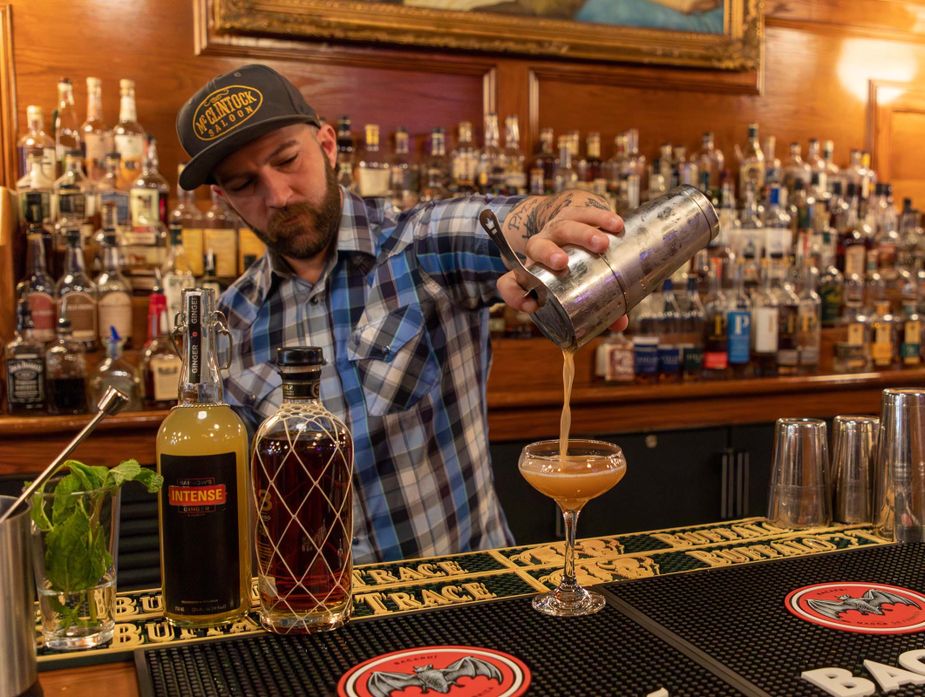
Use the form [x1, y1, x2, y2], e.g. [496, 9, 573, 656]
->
[0, 496, 40, 697]
[874, 388, 925, 542]
[767, 418, 831, 528]
[482, 186, 719, 351]
[831, 415, 879, 524]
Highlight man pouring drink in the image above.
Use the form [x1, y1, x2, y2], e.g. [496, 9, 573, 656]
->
[175, 63, 629, 566]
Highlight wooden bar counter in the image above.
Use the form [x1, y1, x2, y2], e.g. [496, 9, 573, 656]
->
[33, 517, 888, 696]
[1, 335, 922, 473]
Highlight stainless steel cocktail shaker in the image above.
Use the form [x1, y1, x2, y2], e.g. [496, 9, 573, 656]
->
[481, 185, 719, 351]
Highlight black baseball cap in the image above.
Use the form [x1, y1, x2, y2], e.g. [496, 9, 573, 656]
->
[176, 64, 321, 190]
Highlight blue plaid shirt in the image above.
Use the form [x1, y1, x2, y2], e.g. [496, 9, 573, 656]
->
[219, 189, 522, 563]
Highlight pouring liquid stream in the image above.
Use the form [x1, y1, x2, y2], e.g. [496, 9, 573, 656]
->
[560, 349, 575, 460]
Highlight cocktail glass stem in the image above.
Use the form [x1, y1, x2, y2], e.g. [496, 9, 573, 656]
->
[559, 507, 580, 594]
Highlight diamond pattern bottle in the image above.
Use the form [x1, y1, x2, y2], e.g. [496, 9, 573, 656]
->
[156, 288, 250, 628]
[252, 346, 354, 633]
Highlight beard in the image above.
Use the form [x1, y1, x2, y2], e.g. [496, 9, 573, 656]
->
[246, 160, 342, 260]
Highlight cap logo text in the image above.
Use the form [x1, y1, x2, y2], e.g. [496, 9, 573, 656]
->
[192, 85, 263, 142]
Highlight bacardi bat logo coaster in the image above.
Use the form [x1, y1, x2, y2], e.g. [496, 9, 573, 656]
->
[787, 582, 925, 634]
[337, 645, 530, 697]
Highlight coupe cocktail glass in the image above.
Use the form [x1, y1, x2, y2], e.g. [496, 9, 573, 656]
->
[519, 438, 626, 616]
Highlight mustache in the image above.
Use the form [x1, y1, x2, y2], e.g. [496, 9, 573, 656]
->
[268, 203, 317, 232]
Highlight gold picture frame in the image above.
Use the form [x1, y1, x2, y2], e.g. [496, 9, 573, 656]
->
[211, 0, 762, 71]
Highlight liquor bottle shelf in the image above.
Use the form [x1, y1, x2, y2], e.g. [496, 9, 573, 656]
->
[484, 336, 925, 440]
[2, 335, 922, 472]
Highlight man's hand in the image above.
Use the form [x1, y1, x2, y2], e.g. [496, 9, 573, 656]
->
[498, 190, 629, 333]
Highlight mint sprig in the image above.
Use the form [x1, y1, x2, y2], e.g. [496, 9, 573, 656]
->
[30, 459, 163, 593]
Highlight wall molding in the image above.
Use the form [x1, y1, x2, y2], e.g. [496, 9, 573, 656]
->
[868, 79, 925, 182]
[0, 4, 17, 190]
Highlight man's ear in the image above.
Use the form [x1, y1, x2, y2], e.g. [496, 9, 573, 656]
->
[315, 123, 338, 169]
[211, 184, 225, 201]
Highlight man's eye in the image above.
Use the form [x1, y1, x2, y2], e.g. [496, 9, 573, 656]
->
[228, 179, 253, 192]
[278, 155, 298, 168]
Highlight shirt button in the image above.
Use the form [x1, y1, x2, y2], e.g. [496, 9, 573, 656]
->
[310, 295, 322, 305]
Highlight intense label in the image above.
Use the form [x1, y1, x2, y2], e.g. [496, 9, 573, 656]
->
[160, 452, 240, 617]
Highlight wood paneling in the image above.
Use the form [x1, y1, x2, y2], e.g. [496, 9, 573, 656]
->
[871, 82, 925, 207]
[6, 0, 925, 197]
[767, 0, 925, 40]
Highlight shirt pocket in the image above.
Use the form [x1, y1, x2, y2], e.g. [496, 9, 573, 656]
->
[347, 303, 440, 416]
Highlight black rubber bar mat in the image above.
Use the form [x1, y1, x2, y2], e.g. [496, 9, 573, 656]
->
[604, 542, 925, 696]
[135, 595, 744, 696]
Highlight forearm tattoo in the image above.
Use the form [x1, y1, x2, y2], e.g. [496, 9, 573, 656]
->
[506, 191, 611, 241]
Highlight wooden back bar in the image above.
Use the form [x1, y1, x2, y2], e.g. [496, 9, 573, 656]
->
[1, 1, 925, 472]
[1, 334, 919, 473]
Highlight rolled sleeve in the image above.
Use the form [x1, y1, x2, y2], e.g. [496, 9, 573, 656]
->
[411, 194, 526, 309]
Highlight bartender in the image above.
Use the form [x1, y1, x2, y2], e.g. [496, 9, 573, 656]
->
[176, 64, 627, 563]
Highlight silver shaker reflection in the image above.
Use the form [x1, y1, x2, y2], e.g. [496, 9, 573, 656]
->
[480, 185, 719, 351]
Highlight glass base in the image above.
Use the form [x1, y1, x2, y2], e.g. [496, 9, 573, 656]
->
[259, 601, 352, 634]
[531, 587, 606, 617]
[38, 577, 116, 651]
[165, 606, 248, 630]
[43, 624, 114, 651]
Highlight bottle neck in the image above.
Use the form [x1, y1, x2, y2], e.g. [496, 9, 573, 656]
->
[102, 243, 121, 273]
[65, 239, 86, 274]
[26, 233, 48, 275]
[144, 141, 159, 172]
[28, 158, 48, 186]
[178, 293, 224, 404]
[732, 265, 746, 294]
[147, 294, 166, 342]
[119, 92, 137, 123]
[27, 111, 44, 133]
[558, 145, 571, 168]
[86, 84, 103, 121]
[281, 376, 322, 402]
[15, 309, 30, 337]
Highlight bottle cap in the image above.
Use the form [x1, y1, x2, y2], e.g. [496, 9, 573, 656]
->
[276, 346, 325, 367]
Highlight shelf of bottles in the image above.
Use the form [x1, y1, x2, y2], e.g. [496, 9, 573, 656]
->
[8, 76, 266, 416]
[6, 73, 923, 414]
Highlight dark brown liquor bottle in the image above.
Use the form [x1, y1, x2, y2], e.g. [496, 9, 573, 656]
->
[5, 299, 46, 414]
[252, 347, 354, 633]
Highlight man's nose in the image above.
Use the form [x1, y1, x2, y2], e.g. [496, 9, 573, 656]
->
[263, 173, 293, 208]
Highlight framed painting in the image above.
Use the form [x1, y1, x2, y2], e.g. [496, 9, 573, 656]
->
[211, 0, 762, 70]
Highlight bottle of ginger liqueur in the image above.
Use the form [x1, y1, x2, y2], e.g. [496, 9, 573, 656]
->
[156, 287, 250, 627]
